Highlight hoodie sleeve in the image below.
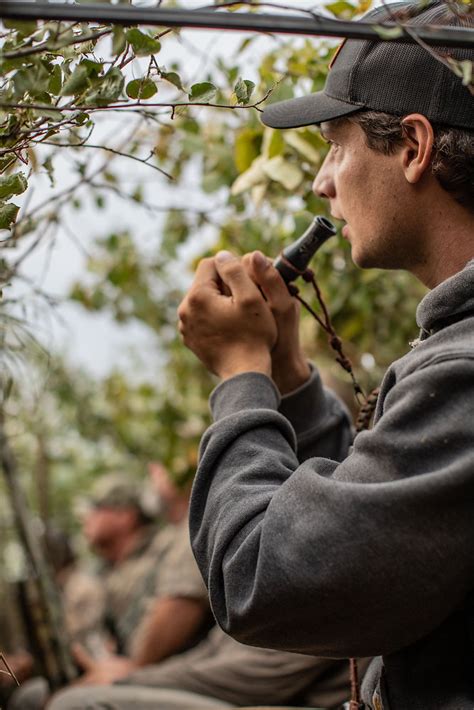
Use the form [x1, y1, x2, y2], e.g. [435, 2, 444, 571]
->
[189, 357, 474, 659]
[277, 365, 354, 462]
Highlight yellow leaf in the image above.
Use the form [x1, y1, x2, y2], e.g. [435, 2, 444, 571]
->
[284, 131, 322, 165]
[262, 156, 304, 190]
[261, 127, 285, 159]
[234, 128, 261, 173]
[230, 156, 267, 196]
[251, 183, 267, 207]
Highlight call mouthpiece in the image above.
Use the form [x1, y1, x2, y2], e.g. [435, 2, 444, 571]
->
[274, 216, 336, 283]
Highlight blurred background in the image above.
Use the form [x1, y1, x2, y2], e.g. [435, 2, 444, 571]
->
[0, 0, 425, 576]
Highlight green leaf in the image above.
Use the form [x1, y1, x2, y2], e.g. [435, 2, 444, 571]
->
[95, 194, 106, 209]
[161, 71, 184, 91]
[61, 65, 90, 96]
[126, 78, 157, 100]
[31, 92, 64, 121]
[373, 24, 404, 39]
[61, 61, 103, 97]
[325, 1, 356, 18]
[261, 128, 285, 159]
[460, 60, 472, 87]
[447, 58, 473, 86]
[234, 128, 262, 172]
[0, 202, 20, 230]
[125, 29, 161, 57]
[43, 157, 55, 187]
[74, 112, 90, 125]
[0, 156, 17, 175]
[0, 173, 27, 200]
[3, 20, 37, 36]
[48, 65, 62, 95]
[0, 115, 19, 140]
[233, 77, 255, 105]
[12, 63, 51, 98]
[188, 82, 217, 103]
[112, 26, 127, 56]
[84, 68, 124, 106]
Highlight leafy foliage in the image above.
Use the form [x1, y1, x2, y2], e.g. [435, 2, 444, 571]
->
[5, 0, 469, 532]
[4, 352, 210, 529]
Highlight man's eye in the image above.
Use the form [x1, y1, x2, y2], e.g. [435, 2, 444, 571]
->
[326, 141, 339, 153]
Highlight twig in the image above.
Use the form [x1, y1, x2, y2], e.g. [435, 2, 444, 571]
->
[35, 141, 173, 180]
[0, 88, 274, 116]
[11, 117, 152, 237]
[1, 28, 112, 59]
[89, 180, 223, 225]
[0, 652, 20, 687]
[6, 221, 55, 280]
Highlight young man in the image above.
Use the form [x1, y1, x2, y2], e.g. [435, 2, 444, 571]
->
[178, 2, 474, 709]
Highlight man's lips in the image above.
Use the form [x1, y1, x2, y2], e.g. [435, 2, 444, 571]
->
[329, 213, 347, 237]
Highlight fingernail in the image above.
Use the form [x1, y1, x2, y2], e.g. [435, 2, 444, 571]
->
[254, 251, 270, 270]
[215, 250, 235, 263]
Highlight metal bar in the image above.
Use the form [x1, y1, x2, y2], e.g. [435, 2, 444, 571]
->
[0, 2, 472, 48]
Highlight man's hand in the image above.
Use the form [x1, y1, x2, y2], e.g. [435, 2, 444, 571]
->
[72, 645, 136, 686]
[241, 251, 311, 395]
[178, 252, 277, 380]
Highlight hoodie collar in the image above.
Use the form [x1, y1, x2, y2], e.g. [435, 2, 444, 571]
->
[416, 259, 474, 338]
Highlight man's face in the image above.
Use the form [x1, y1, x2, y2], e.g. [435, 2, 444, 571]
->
[313, 119, 419, 271]
[83, 506, 137, 555]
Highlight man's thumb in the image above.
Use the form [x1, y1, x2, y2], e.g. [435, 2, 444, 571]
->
[215, 250, 236, 265]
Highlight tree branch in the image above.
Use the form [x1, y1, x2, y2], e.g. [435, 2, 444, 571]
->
[35, 141, 174, 180]
[0, 87, 275, 118]
[1, 28, 112, 59]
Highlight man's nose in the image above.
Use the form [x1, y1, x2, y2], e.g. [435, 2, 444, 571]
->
[312, 159, 335, 199]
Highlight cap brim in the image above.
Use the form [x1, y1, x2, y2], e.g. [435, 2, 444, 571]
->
[261, 91, 362, 129]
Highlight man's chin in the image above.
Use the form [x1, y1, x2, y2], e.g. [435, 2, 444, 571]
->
[351, 246, 390, 271]
[351, 246, 374, 269]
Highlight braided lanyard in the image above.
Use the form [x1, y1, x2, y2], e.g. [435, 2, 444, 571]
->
[282, 257, 380, 431]
[284, 257, 379, 709]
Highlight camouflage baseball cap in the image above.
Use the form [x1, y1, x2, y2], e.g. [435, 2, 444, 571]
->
[89, 474, 146, 512]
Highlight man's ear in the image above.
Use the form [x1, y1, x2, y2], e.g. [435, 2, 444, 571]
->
[400, 114, 434, 184]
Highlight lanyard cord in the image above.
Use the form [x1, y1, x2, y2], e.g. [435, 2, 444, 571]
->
[286, 263, 380, 431]
[286, 262, 380, 709]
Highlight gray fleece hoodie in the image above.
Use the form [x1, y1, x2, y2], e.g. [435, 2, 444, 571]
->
[190, 259, 474, 710]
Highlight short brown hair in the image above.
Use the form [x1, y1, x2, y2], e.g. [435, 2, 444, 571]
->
[349, 110, 474, 213]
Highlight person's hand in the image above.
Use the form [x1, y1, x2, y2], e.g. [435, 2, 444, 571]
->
[71, 645, 136, 686]
[178, 252, 277, 380]
[241, 251, 311, 395]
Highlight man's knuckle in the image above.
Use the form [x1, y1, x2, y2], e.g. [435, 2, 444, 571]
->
[223, 261, 243, 279]
[199, 257, 214, 269]
[241, 254, 253, 271]
[240, 294, 259, 310]
[266, 267, 285, 287]
[187, 290, 205, 309]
